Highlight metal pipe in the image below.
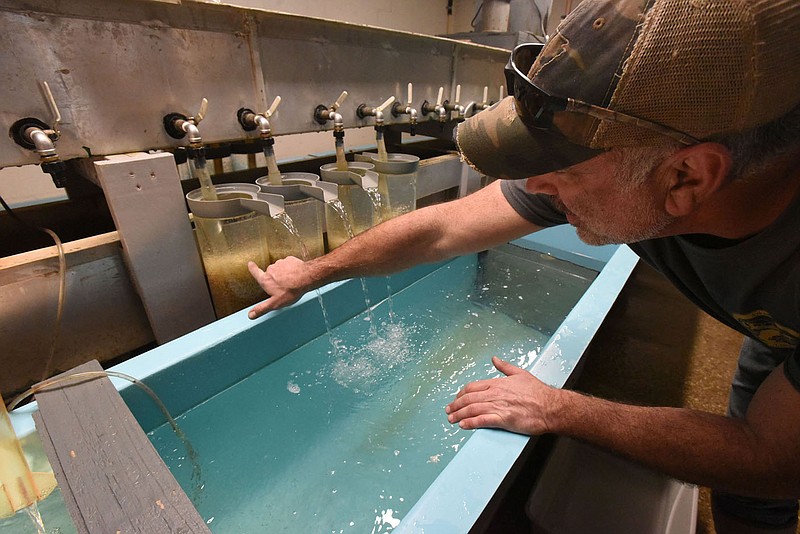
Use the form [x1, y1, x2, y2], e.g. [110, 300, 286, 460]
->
[254, 114, 272, 137]
[436, 104, 448, 122]
[25, 127, 57, 159]
[181, 121, 202, 145]
[331, 111, 344, 132]
[314, 91, 348, 133]
[478, 0, 512, 32]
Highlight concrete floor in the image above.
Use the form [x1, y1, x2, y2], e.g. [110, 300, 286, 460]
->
[572, 261, 744, 533]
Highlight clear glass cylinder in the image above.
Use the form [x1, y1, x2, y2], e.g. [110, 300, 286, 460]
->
[354, 153, 419, 222]
[378, 170, 416, 221]
[268, 198, 324, 262]
[324, 184, 377, 250]
[194, 211, 271, 318]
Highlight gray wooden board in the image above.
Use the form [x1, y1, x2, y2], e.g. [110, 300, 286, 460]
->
[31, 360, 210, 533]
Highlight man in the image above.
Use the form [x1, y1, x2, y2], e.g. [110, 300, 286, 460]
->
[248, 0, 800, 531]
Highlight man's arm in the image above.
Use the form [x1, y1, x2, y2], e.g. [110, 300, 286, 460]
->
[446, 356, 800, 499]
[248, 180, 541, 318]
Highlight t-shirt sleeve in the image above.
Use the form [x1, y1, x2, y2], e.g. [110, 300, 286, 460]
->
[500, 179, 569, 228]
[783, 345, 800, 393]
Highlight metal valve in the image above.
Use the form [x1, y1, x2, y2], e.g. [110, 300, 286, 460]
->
[238, 95, 282, 138]
[391, 82, 419, 135]
[357, 95, 396, 127]
[314, 90, 349, 132]
[163, 98, 209, 145]
[421, 87, 448, 123]
[443, 84, 474, 120]
[9, 81, 68, 187]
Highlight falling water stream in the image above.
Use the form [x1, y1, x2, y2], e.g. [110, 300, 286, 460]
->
[274, 212, 342, 355]
[335, 138, 348, 172]
[376, 130, 388, 163]
[262, 144, 282, 186]
[363, 187, 397, 323]
[327, 198, 377, 338]
[188, 157, 218, 201]
[23, 502, 45, 534]
[373, 131, 397, 322]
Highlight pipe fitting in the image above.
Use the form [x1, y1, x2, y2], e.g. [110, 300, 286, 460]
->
[26, 127, 58, 159]
[357, 96, 395, 127]
[254, 114, 272, 138]
[181, 121, 202, 145]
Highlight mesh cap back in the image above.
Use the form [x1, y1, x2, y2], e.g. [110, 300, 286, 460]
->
[593, 0, 800, 147]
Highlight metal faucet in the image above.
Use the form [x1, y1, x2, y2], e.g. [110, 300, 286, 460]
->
[314, 90, 349, 133]
[164, 98, 208, 149]
[391, 83, 419, 135]
[10, 81, 67, 187]
[357, 95, 396, 127]
[163, 98, 211, 175]
[442, 84, 475, 121]
[473, 85, 505, 113]
[238, 96, 282, 144]
[421, 87, 448, 123]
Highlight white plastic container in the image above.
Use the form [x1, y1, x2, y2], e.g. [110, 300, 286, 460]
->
[527, 437, 698, 533]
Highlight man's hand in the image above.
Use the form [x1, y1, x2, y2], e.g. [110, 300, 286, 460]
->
[445, 356, 560, 435]
[247, 256, 312, 319]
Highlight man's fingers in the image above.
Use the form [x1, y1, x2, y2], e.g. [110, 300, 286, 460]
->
[492, 356, 526, 376]
[247, 260, 264, 278]
[447, 400, 496, 422]
[457, 413, 504, 430]
[248, 298, 274, 320]
[454, 380, 493, 399]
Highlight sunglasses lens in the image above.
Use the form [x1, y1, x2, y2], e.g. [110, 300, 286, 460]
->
[513, 45, 538, 76]
[515, 87, 551, 129]
[510, 44, 554, 129]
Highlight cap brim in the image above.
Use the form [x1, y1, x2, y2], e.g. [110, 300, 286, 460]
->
[456, 96, 603, 179]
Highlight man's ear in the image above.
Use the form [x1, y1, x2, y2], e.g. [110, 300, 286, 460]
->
[663, 143, 732, 217]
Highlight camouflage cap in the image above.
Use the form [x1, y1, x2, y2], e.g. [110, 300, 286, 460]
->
[457, 0, 800, 179]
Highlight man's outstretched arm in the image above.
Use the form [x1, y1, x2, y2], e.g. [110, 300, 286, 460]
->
[248, 180, 541, 318]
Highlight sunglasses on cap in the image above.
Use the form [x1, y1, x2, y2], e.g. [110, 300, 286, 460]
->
[504, 42, 700, 145]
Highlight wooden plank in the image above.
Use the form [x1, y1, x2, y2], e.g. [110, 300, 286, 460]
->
[33, 410, 90, 534]
[0, 231, 120, 270]
[32, 361, 210, 534]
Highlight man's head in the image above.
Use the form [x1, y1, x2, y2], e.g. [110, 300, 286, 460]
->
[456, 0, 800, 181]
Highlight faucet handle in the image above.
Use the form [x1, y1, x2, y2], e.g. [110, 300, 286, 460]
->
[436, 86, 444, 107]
[407, 82, 414, 105]
[482, 86, 489, 105]
[498, 85, 505, 102]
[454, 84, 462, 105]
[331, 90, 348, 112]
[39, 81, 61, 138]
[264, 95, 282, 118]
[376, 95, 396, 113]
[194, 97, 209, 123]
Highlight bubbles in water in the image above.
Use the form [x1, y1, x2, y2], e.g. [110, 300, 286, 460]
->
[371, 508, 401, 533]
[331, 322, 414, 392]
[287, 381, 301, 394]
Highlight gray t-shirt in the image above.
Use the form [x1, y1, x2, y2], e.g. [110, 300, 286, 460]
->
[501, 179, 800, 391]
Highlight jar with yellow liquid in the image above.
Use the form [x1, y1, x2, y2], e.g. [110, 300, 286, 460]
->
[256, 173, 335, 262]
[319, 161, 382, 250]
[355, 152, 419, 221]
[187, 184, 283, 318]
